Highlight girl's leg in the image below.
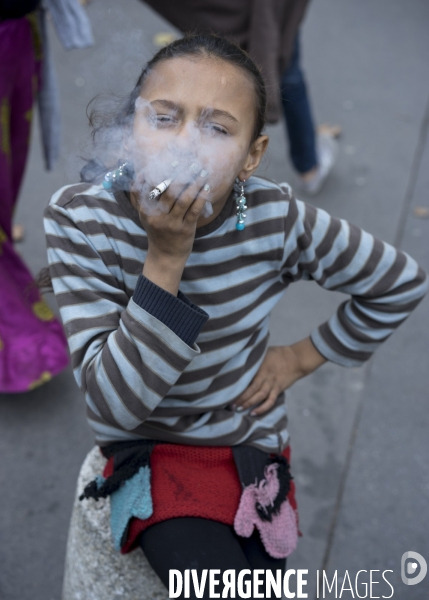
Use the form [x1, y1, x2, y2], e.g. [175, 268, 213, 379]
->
[139, 517, 286, 599]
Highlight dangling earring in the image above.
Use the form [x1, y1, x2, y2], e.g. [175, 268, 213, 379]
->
[103, 161, 134, 191]
[235, 178, 247, 230]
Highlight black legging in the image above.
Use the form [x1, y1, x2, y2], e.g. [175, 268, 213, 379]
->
[139, 517, 286, 599]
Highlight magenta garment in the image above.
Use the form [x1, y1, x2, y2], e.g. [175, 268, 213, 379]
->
[0, 15, 69, 393]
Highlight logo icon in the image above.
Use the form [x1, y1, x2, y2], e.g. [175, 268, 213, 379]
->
[401, 551, 427, 585]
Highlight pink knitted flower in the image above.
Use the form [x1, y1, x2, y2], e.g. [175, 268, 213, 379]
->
[234, 463, 298, 558]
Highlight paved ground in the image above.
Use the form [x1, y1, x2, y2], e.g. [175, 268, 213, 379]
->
[1, 1, 428, 599]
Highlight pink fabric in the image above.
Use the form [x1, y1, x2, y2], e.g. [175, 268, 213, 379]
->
[234, 463, 298, 559]
[0, 16, 69, 392]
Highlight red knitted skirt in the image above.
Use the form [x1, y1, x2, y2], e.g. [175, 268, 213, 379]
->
[103, 444, 299, 554]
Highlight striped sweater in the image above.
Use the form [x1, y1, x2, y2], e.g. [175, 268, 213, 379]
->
[44, 176, 427, 452]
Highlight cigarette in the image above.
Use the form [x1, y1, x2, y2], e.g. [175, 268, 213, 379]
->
[149, 178, 172, 201]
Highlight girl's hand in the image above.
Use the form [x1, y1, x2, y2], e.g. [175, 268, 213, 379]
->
[231, 338, 327, 416]
[140, 170, 209, 260]
[133, 170, 210, 294]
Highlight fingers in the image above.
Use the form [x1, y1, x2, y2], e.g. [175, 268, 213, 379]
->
[232, 377, 281, 416]
[150, 164, 209, 219]
[183, 192, 208, 223]
[170, 168, 210, 221]
[248, 388, 279, 416]
[234, 376, 265, 406]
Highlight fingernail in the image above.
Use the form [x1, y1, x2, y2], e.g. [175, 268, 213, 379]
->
[203, 183, 210, 192]
[189, 163, 198, 173]
[171, 160, 179, 168]
[235, 406, 244, 412]
[250, 411, 256, 417]
[200, 169, 208, 178]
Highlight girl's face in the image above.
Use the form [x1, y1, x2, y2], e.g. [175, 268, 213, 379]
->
[130, 56, 268, 224]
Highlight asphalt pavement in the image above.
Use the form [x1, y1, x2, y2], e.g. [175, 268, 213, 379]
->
[1, 1, 428, 599]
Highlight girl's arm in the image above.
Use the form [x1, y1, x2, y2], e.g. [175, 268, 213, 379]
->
[292, 199, 428, 367]
[44, 197, 208, 442]
[234, 194, 428, 415]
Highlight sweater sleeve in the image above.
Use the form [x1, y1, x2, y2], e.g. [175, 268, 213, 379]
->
[281, 197, 428, 367]
[44, 203, 208, 433]
[132, 275, 208, 347]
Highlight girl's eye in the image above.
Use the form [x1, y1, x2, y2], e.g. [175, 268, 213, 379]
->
[204, 123, 228, 136]
[156, 115, 175, 125]
[148, 114, 176, 127]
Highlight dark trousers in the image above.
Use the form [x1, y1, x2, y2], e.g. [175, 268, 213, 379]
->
[280, 35, 318, 174]
[140, 517, 287, 599]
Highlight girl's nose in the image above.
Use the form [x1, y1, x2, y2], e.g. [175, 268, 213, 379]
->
[171, 123, 200, 159]
[175, 120, 199, 143]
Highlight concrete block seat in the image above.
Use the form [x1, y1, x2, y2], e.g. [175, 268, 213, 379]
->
[63, 446, 167, 600]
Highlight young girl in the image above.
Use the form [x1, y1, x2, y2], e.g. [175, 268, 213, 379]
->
[44, 34, 427, 597]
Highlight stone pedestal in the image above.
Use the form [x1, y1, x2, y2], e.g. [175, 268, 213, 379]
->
[62, 447, 167, 600]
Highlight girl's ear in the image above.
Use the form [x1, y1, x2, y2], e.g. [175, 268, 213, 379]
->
[238, 135, 269, 181]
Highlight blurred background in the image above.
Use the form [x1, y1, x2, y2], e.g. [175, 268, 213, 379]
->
[0, 0, 428, 598]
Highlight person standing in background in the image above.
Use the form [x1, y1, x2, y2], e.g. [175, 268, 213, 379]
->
[0, 0, 93, 392]
[142, 0, 340, 196]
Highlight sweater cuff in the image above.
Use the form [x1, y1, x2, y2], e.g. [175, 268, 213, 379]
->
[132, 275, 209, 347]
[310, 326, 371, 368]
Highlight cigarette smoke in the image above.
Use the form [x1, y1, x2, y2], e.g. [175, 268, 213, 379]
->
[87, 86, 241, 218]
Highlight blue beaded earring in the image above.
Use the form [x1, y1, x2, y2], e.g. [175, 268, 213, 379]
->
[103, 162, 134, 191]
[235, 178, 247, 230]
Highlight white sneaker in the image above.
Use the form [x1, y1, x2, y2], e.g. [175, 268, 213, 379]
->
[297, 133, 338, 196]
